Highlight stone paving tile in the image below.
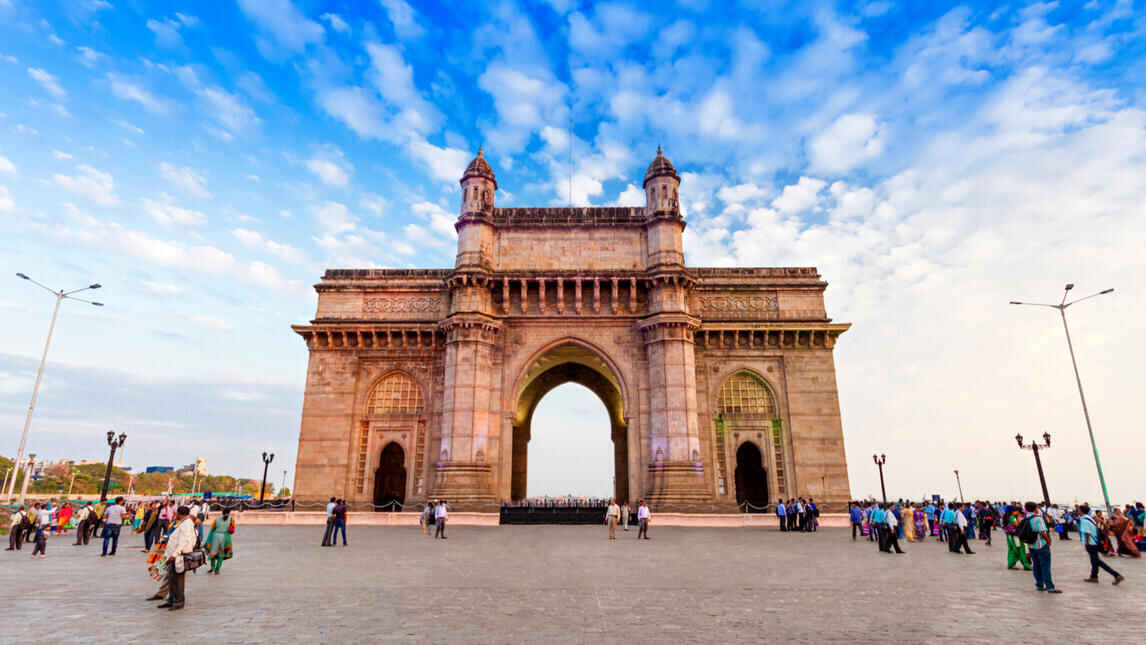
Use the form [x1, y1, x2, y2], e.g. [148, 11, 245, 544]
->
[1, 526, 1144, 644]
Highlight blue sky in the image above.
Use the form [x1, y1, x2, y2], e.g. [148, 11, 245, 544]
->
[2, 0, 1144, 501]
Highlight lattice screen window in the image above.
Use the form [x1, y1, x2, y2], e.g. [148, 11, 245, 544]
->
[354, 430, 369, 492]
[772, 419, 786, 496]
[367, 373, 424, 416]
[716, 371, 776, 416]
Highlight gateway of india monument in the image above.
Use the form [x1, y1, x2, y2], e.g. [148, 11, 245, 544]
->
[291, 148, 851, 511]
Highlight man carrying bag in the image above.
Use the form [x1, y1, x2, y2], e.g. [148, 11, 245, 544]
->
[157, 506, 199, 611]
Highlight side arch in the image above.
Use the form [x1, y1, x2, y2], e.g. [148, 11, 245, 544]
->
[711, 369, 787, 509]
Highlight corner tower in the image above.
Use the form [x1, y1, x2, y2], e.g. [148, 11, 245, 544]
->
[455, 148, 496, 271]
[643, 146, 684, 270]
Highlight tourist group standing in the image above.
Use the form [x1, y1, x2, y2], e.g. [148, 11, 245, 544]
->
[775, 498, 819, 532]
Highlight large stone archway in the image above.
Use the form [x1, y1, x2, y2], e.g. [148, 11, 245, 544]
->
[510, 342, 628, 502]
[292, 147, 853, 511]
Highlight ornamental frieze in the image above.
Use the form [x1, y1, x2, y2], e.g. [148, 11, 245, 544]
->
[364, 295, 443, 314]
[697, 293, 779, 317]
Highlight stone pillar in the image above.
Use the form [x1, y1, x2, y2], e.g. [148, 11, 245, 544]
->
[433, 316, 500, 508]
[538, 279, 547, 314]
[556, 277, 564, 314]
[639, 314, 708, 509]
[520, 279, 528, 315]
[575, 278, 582, 314]
[593, 279, 601, 314]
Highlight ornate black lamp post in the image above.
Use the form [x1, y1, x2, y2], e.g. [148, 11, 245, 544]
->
[259, 451, 275, 504]
[100, 431, 126, 502]
[1016, 432, 1052, 508]
[872, 454, 887, 504]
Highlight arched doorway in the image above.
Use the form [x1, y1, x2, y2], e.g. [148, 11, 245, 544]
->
[373, 442, 406, 510]
[511, 341, 629, 503]
[734, 442, 767, 511]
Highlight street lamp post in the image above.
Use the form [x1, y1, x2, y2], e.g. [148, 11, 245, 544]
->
[259, 452, 275, 504]
[1010, 284, 1114, 515]
[281, 469, 287, 498]
[100, 431, 126, 502]
[1016, 432, 1053, 509]
[4, 273, 103, 503]
[872, 454, 887, 504]
[953, 470, 964, 503]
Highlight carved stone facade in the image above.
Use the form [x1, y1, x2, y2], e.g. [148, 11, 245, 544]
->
[292, 148, 852, 511]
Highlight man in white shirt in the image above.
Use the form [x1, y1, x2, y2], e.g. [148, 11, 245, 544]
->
[637, 500, 651, 539]
[158, 507, 197, 611]
[101, 496, 127, 557]
[31, 503, 51, 557]
[188, 499, 206, 544]
[321, 496, 336, 546]
[953, 503, 974, 554]
[73, 503, 92, 546]
[605, 499, 620, 540]
[434, 500, 448, 539]
[885, 505, 905, 554]
[621, 502, 631, 531]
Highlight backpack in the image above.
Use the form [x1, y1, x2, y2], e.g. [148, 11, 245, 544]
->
[1016, 516, 1038, 545]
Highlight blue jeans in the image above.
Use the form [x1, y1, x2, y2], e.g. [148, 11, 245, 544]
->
[101, 524, 120, 555]
[1030, 546, 1054, 590]
[332, 519, 347, 545]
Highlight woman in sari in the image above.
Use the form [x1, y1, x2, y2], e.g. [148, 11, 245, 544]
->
[205, 508, 235, 574]
[903, 504, 916, 542]
[1004, 510, 1030, 570]
[54, 503, 73, 536]
[913, 506, 927, 542]
[1109, 509, 1141, 558]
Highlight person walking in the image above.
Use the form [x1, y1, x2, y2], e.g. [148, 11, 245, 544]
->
[420, 502, 433, 537]
[777, 499, 788, 532]
[434, 500, 448, 539]
[31, 503, 50, 558]
[605, 498, 620, 541]
[136, 502, 157, 552]
[885, 504, 905, 553]
[332, 499, 348, 546]
[73, 503, 93, 546]
[101, 496, 127, 557]
[953, 503, 975, 554]
[205, 508, 236, 575]
[621, 502, 631, 532]
[848, 502, 862, 540]
[1079, 505, 1124, 585]
[7, 506, 27, 551]
[1004, 510, 1031, 570]
[157, 506, 197, 611]
[55, 503, 73, 536]
[636, 500, 651, 540]
[321, 496, 336, 546]
[1022, 501, 1060, 593]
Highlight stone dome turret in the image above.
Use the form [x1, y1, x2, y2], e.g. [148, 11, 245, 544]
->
[461, 148, 497, 189]
[642, 146, 679, 188]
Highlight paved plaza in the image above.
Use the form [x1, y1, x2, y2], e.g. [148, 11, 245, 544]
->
[2, 525, 1144, 643]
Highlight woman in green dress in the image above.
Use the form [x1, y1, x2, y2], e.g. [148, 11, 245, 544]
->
[1004, 509, 1030, 570]
[205, 508, 235, 574]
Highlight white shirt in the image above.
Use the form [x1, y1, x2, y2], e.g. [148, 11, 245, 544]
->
[637, 505, 650, 520]
[37, 509, 52, 527]
[606, 503, 620, 519]
[886, 510, 898, 530]
[955, 511, 968, 529]
[164, 518, 197, 560]
[326, 502, 335, 518]
[435, 504, 448, 520]
[103, 504, 126, 525]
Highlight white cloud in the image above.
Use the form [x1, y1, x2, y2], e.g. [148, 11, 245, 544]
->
[53, 164, 119, 206]
[159, 162, 211, 198]
[0, 186, 12, 212]
[379, 0, 425, 39]
[405, 140, 469, 183]
[142, 197, 207, 227]
[107, 74, 170, 114]
[237, 0, 324, 58]
[320, 12, 349, 34]
[147, 18, 184, 48]
[716, 183, 768, 205]
[50, 149, 72, 160]
[197, 86, 259, 137]
[360, 193, 388, 216]
[28, 67, 65, 98]
[0, 155, 14, 173]
[316, 86, 390, 141]
[75, 46, 106, 68]
[568, 4, 651, 58]
[175, 13, 199, 28]
[477, 63, 568, 152]
[114, 119, 144, 135]
[771, 177, 826, 214]
[809, 113, 886, 174]
[305, 148, 352, 187]
[142, 281, 184, 296]
[615, 184, 644, 207]
[191, 315, 233, 331]
[232, 228, 309, 264]
[312, 201, 356, 234]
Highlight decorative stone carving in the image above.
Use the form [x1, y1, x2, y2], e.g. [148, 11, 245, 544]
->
[364, 296, 443, 314]
[698, 293, 779, 316]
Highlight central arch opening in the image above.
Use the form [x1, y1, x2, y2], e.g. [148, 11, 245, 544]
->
[526, 384, 614, 498]
[511, 342, 629, 503]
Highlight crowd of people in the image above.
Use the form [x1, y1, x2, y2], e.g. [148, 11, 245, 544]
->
[847, 498, 1144, 592]
[774, 497, 821, 532]
[5, 496, 237, 610]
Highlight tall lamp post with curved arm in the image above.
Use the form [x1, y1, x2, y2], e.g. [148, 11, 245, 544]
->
[100, 431, 127, 502]
[873, 454, 887, 505]
[259, 452, 275, 504]
[1016, 432, 1052, 509]
[5, 273, 103, 504]
[1010, 283, 1114, 514]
